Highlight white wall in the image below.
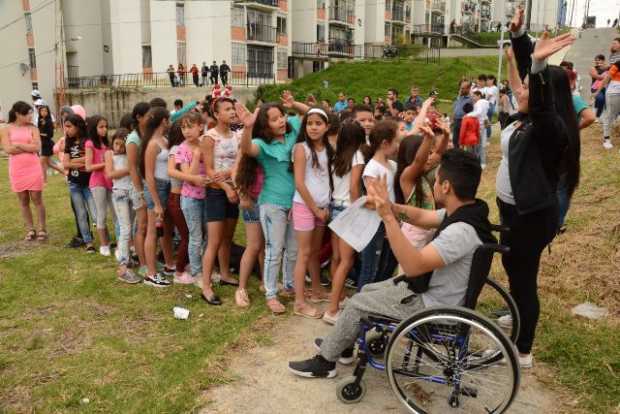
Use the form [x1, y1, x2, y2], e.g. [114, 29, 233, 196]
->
[63, 0, 104, 77]
[353, 0, 366, 45]
[412, 0, 426, 26]
[185, 1, 231, 67]
[108, 0, 142, 74]
[149, 1, 177, 73]
[31, 0, 58, 111]
[292, 0, 317, 42]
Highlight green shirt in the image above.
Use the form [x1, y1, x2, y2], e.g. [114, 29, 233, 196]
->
[126, 130, 141, 149]
[572, 94, 588, 123]
[253, 116, 301, 208]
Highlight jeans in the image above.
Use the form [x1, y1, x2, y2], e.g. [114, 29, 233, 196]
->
[557, 175, 570, 228]
[473, 128, 487, 166]
[486, 103, 495, 138]
[181, 196, 205, 276]
[112, 189, 134, 265]
[260, 203, 297, 300]
[594, 89, 606, 118]
[358, 223, 386, 291]
[168, 193, 189, 272]
[91, 186, 116, 229]
[452, 118, 462, 149]
[69, 182, 96, 244]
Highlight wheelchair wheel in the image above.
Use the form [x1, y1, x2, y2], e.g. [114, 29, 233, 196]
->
[385, 307, 519, 414]
[476, 278, 521, 343]
[336, 375, 367, 404]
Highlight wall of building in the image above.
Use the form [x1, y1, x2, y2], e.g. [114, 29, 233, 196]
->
[364, 0, 383, 43]
[412, 0, 426, 26]
[150, 0, 177, 73]
[185, 1, 232, 68]
[353, 0, 366, 45]
[63, 0, 105, 77]
[31, 0, 58, 109]
[107, 0, 143, 74]
[292, 0, 317, 42]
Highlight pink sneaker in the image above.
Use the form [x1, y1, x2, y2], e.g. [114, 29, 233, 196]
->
[174, 272, 195, 285]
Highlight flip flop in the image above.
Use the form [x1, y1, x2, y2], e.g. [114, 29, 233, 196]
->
[24, 230, 36, 241]
[294, 305, 323, 319]
[36, 230, 48, 241]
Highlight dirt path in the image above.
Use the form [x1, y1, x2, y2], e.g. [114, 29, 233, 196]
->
[201, 312, 562, 414]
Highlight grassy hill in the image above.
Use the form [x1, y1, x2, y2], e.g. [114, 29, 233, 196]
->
[255, 56, 502, 108]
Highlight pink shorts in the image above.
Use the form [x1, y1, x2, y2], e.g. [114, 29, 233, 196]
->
[292, 201, 325, 232]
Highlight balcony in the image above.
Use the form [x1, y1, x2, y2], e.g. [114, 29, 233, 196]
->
[235, 0, 279, 10]
[328, 40, 354, 57]
[431, 0, 446, 14]
[328, 6, 354, 26]
[292, 42, 328, 59]
[246, 23, 278, 43]
[411, 23, 444, 35]
[392, 7, 405, 22]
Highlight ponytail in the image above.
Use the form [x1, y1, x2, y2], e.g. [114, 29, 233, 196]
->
[362, 119, 397, 161]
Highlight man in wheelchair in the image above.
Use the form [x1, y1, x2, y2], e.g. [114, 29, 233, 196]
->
[289, 149, 497, 378]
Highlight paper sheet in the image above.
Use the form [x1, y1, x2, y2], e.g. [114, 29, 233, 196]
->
[328, 196, 382, 253]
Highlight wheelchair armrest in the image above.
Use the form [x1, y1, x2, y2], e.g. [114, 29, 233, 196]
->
[490, 224, 510, 233]
[393, 275, 409, 285]
[479, 243, 510, 254]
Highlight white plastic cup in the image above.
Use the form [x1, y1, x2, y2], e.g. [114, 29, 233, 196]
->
[173, 306, 190, 320]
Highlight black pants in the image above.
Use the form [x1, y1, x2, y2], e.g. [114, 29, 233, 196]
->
[193, 74, 199, 87]
[452, 118, 462, 149]
[211, 75, 218, 85]
[221, 73, 228, 85]
[497, 198, 558, 354]
[168, 73, 175, 87]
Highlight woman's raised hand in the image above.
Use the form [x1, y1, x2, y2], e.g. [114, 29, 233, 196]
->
[532, 32, 575, 62]
[281, 90, 295, 108]
[509, 5, 524, 33]
[235, 102, 258, 128]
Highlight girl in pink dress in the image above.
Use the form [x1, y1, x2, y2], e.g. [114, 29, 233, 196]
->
[0, 101, 46, 241]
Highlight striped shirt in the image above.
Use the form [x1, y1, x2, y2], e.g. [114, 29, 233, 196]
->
[609, 51, 620, 64]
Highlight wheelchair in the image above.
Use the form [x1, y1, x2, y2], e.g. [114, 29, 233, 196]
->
[335, 226, 521, 413]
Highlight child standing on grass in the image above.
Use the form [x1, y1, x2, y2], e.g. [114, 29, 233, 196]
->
[37, 105, 63, 180]
[325, 120, 366, 324]
[358, 120, 399, 291]
[0, 101, 46, 241]
[85, 115, 116, 256]
[177, 113, 209, 284]
[291, 108, 334, 319]
[236, 91, 309, 314]
[458, 103, 480, 153]
[104, 129, 141, 284]
[200, 97, 243, 305]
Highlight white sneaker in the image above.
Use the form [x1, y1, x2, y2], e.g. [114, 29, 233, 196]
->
[519, 353, 533, 368]
[114, 248, 121, 262]
[99, 245, 111, 257]
[497, 314, 513, 329]
[603, 138, 613, 149]
[322, 310, 340, 325]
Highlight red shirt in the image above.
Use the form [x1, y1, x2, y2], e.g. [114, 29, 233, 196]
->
[459, 116, 480, 146]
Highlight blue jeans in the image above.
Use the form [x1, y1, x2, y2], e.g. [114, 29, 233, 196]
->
[69, 182, 96, 244]
[112, 189, 134, 265]
[181, 196, 206, 276]
[557, 176, 570, 229]
[358, 223, 386, 291]
[260, 203, 297, 300]
[486, 103, 495, 138]
[242, 203, 261, 223]
[143, 179, 170, 210]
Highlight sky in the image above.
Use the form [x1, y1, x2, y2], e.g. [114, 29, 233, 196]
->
[566, 0, 620, 27]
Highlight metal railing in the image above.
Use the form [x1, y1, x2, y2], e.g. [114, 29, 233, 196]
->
[411, 24, 445, 35]
[292, 42, 328, 58]
[246, 23, 278, 42]
[65, 71, 277, 89]
[328, 40, 354, 56]
[328, 6, 353, 24]
[236, 0, 278, 7]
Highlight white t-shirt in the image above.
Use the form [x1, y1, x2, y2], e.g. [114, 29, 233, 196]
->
[485, 85, 499, 105]
[292, 142, 331, 208]
[466, 98, 490, 128]
[331, 150, 365, 207]
[363, 158, 398, 202]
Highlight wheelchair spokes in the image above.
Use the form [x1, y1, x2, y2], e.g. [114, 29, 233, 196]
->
[386, 309, 519, 414]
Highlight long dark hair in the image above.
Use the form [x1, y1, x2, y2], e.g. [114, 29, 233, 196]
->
[332, 120, 365, 177]
[86, 115, 109, 149]
[251, 103, 292, 144]
[38, 105, 52, 126]
[361, 119, 398, 161]
[295, 109, 334, 172]
[168, 119, 185, 148]
[548, 65, 580, 199]
[8, 101, 32, 123]
[64, 114, 88, 150]
[235, 154, 261, 198]
[394, 134, 426, 206]
[131, 102, 151, 138]
[139, 107, 170, 178]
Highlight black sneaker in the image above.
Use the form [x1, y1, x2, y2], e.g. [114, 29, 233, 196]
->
[144, 273, 171, 288]
[314, 338, 355, 365]
[288, 355, 336, 378]
[162, 266, 176, 277]
[344, 278, 357, 289]
[85, 244, 96, 253]
[66, 236, 85, 248]
[320, 273, 331, 287]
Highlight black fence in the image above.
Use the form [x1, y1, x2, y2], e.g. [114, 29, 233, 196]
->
[246, 23, 278, 43]
[65, 71, 276, 89]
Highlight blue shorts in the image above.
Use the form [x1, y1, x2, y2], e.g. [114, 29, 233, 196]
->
[143, 179, 170, 210]
[330, 203, 347, 221]
[242, 203, 261, 224]
[205, 188, 240, 222]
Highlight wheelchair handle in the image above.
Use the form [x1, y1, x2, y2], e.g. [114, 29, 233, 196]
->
[490, 224, 510, 233]
[480, 243, 510, 254]
[393, 275, 409, 285]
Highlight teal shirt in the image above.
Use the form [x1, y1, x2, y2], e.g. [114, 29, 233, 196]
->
[126, 130, 141, 148]
[253, 116, 301, 208]
[572, 94, 588, 123]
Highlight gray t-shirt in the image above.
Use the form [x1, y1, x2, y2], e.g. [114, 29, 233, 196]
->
[496, 121, 518, 205]
[422, 209, 482, 308]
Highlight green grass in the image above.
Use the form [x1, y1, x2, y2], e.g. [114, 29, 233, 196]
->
[0, 162, 268, 412]
[255, 56, 503, 106]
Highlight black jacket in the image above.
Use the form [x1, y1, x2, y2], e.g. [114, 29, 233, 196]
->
[507, 32, 568, 215]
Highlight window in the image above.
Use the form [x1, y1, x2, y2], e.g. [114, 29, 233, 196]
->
[176, 2, 185, 26]
[276, 16, 287, 36]
[247, 45, 274, 78]
[247, 9, 270, 26]
[316, 24, 325, 42]
[317, 0, 326, 8]
[28, 48, 36, 69]
[385, 0, 392, 11]
[232, 6, 244, 27]
[385, 22, 391, 37]
[142, 45, 152, 68]
[24, 12, 32, 32]
[277, 47, 288, 69]
[232, 42, 246, 65]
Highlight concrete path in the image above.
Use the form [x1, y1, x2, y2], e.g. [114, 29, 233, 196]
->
[201, 314, 562, 414]
[563, 28, 618, 100]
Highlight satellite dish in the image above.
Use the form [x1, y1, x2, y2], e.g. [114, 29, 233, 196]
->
[19, 63, 29, 76]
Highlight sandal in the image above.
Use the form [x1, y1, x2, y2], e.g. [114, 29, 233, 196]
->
[24, 229, 36, 241]
[308, 291, 330, 304]
[266, 298, 286, 314]
[294, 303, 323, 319]
[235, 288, 250, 308]
[36, 230, 48, 241]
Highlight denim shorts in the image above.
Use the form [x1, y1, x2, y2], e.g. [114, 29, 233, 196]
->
[330, 203, 347, 220]
[205, 188, 239, 222]
[143, 179, 171, 210]
[242, 203, 261, 224]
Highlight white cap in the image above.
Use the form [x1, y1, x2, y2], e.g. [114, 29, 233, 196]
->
[34, 98, 47, 106]
[31, 89, 41, 98]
